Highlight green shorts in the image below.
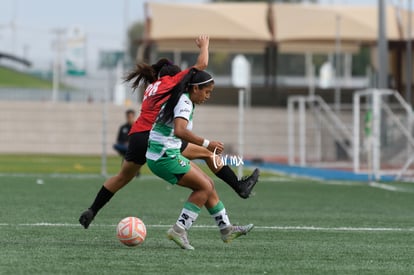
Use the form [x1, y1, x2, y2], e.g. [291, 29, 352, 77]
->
[147, 151, 191, 185]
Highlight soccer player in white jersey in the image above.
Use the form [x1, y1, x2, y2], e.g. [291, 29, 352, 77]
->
[146, 70, 253, 250]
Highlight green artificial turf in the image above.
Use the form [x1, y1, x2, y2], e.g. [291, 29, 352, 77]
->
[1, 163, 414, 274]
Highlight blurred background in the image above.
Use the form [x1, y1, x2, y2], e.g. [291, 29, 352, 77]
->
[1, 0, 414, 181]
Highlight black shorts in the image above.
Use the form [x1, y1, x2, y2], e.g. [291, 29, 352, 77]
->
[124, 131, 150, 165]
[180, 140, 189, 152]
[125, 131, 189, 165]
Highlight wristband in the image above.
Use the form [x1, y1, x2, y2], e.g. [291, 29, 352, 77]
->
[202, 139, 210, 148]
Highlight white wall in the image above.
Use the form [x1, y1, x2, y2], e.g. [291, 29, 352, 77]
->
[0, 102, 289, 159]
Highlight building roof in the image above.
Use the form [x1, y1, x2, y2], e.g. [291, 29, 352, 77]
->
[145, 2, 414, 53]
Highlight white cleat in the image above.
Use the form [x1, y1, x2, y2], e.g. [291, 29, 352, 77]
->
[167, 227, 195, 250]
[221, 224, 254, 243]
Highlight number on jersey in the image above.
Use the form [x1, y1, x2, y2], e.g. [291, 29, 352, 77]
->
[143, 81, 161, 101]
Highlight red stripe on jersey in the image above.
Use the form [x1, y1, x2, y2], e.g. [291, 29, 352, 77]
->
[129, 68, 191, 134]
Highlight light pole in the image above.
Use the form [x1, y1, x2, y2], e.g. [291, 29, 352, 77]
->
[406, 0, 412, 106]
[378, 0, 389, 89]
[334, 14, 342, 114]
[51, 28, 65, 102]
[11, 0, 18, 55]
[123, 0, 130, 67]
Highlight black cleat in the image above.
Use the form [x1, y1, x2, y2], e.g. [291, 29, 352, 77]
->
[79, 208, 95, 229]
[236, 168, 260, 199]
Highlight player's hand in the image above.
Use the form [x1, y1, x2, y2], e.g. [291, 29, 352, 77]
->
[195, 34, 209, 49]
[208, 141, 224, 154]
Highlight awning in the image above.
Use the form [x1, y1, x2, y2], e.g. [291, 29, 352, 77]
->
[145, 2, 414, 54]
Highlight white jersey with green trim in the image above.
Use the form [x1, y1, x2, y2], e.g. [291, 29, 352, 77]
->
[146, 93, 194, 161]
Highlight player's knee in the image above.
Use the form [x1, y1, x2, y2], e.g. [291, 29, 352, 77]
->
[202, 177, 215, 195]
[202, 151, 214, 161]
[197, 146, 213, 159]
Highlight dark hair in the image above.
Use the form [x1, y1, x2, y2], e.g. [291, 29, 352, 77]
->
[124, 58, 181, 90]
[188, 70, 214, 90]
[157, 70, 214, 124]
[125, 109, 135, 115]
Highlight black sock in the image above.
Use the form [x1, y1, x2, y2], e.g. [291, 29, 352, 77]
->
[215, 165, 239, 191]
[89, 186, 114, 215]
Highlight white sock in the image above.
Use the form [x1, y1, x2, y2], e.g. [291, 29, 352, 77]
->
[211, 208, 231, 230]
[176, 207, 199, 230]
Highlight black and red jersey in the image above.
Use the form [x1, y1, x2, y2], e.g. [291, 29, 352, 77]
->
[129, 68, 191, 134]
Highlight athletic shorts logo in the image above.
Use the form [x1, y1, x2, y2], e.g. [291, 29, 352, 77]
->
[178, 159, 187, 167]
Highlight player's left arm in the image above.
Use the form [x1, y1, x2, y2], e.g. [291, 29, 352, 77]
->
[174, 118, 223, 154]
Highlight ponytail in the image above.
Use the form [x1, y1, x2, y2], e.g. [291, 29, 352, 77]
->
[124, 58, 179, 91]
[124, 63, 156, 90]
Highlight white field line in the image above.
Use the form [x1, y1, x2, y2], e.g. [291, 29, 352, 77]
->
[1, 173, 413, 193]
[312, 179, 414, 193]
[0, 173, 102, 178]
[0, 173, 159, 180]
[368, 181, 400, 192]
[0, 223, 413, 232]
[245, 172, 414, 193]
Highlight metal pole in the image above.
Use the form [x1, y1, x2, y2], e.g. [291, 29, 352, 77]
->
[406, 0, 412, 106]
[334, 14, 342, 113]
[52, 29, 65, 102]
[124, 0, 130, 66]
[372, 91, 381, 181]
[246, 84, 252, 108]
[299, 98, 306, 166]
[400, 0, 413, 156]
[344, 53, 352, 85]
[101, 69, 110, 177]
[11, 0, 18, 56]
[52, 50, 59, 102]
[315, 104, 322, 162]
[237, 89, 245, 179]
[306, 52, 315, 97]
[378, 0, 389, 89]
[101, 88, 108, 177]
[353, 93, 360, 173]
[246, 60, 252, 108]
[287, 97, 295, 165]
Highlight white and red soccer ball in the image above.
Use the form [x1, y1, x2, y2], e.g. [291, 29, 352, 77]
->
[116, 217, 147, 246]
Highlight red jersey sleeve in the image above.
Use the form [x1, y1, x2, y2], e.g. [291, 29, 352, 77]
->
[158, 68, 191, 92]
[129, 67, 193, 134]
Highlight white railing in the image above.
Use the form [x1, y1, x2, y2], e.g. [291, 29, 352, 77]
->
[288, 95, 353, 166]
[353, 89, 414, 181]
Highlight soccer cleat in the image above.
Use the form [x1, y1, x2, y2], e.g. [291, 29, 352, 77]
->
[236, 168, 260, 199]
[221, 224, 254, 243]
[79, 208, 95, 229]
[167, 227, 194, 250]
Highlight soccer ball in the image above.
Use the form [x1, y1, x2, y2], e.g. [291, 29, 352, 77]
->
[116, 217, 147, 246]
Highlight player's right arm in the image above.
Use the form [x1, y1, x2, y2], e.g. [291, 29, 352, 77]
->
[152, 35, 209, 102]
[193, 34, 209, 71]
[174, 118, 223, 154]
